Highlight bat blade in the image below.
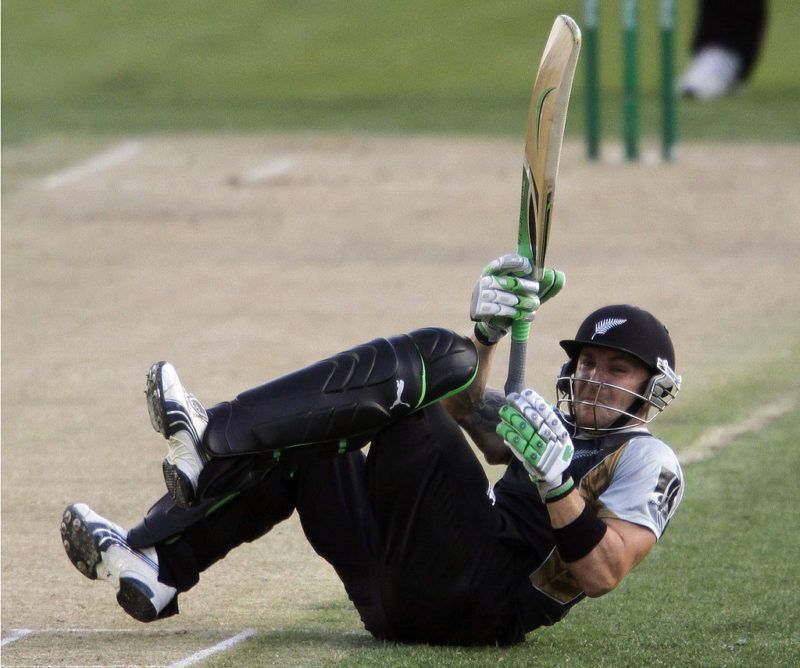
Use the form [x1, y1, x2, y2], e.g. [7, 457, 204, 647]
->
[505, 15, 581, 396]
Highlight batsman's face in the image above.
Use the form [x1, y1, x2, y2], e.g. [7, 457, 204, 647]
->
[572, 346, 651, 430]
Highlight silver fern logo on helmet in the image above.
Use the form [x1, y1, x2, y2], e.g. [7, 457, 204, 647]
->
[591, 317, 627, 339]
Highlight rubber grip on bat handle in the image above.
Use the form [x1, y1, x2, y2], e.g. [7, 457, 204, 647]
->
[505, 334, 529, 396]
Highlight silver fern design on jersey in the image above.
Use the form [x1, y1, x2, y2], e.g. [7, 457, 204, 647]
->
[591, 317, 627, 339]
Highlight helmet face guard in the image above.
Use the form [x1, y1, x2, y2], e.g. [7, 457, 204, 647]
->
[556, 305, 681, 435]
[556, 356, 681, 434]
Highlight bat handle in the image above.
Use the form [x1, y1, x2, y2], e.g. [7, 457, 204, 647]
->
[504, 319, 532, 395]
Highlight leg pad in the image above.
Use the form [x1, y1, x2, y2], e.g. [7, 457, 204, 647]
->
[204, 328, 476, 456]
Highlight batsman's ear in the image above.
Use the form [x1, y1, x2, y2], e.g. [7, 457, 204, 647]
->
[556, 359, 574, 395]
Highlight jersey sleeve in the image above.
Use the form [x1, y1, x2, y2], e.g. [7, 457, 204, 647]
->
[595, 436, 684, 539]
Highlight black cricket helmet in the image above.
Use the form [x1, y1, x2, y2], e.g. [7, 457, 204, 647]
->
[556, 304, 681, 433]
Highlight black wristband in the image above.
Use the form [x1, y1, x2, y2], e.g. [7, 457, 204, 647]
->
[552, 502, 608, 563]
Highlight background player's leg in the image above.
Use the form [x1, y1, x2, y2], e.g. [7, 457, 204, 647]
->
[366, 404, 523, 645]
[689, 0, 767, 82]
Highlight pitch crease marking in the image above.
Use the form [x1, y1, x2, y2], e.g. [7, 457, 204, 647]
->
[43, 141, 142, 190]
[679, 398, 794, 465]
[233, 156, 297, 185]
[1, 628, 33, 646]
[168, 628, 256, 667]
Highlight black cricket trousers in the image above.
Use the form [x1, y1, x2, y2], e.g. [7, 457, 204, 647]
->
[151, 403, 526, 645]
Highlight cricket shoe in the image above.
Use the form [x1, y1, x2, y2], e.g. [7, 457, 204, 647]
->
[145, 361, 209, 509]
[61, 503, 177, 622]
[678, 46, 742, 100]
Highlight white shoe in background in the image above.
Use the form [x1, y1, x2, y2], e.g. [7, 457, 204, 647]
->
[679, 46, 743, 100]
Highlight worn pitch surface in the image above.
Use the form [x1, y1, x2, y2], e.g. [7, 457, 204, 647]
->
[2, 134, 799, 664]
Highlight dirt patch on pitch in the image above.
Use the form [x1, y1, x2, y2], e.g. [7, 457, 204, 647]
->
[2, 133, 799, 661]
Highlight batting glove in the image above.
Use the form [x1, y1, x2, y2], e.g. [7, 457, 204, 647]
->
[537, 266, 565, 304]
[470, 255, 565, 346]
[497, 389, 575, 502]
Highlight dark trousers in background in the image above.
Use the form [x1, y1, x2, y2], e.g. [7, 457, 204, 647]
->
[692, 0, 767, 80]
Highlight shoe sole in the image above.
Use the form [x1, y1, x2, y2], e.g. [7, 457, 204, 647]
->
[162, 459, 195, 510]
[61, 504, 103, 580]
[147, 362, 197, 510]
[61, 505, 159, 622]
[118, 577, 158, 623]
[145, 361, 168, 438]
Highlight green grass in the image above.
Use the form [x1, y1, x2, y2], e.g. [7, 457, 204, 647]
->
[3, 1, 800, 144]
[656, 335, 800, 450]
[199, 346, 800, 666]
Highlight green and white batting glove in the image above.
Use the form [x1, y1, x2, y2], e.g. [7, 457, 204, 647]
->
[497, 389, 575, 502]
[537, 266, 565, 304]
[470, 254, 565, 346]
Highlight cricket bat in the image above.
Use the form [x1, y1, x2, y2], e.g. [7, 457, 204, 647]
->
[504, 15, 581, 396]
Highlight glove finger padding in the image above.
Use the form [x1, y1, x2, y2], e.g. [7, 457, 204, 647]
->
[497, 405, 539, 449]
[480, 275, 539, 293]
[473, 282, 529, 311]
[483, 253, 533, 277]
[497, 390, 574, 492]
[470, 255, 542, 345]
[471, 277, 540, 316]
[472, 300, 518, 319]
[518, 389, 570, 442]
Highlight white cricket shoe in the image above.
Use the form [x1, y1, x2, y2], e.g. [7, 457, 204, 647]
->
[678, 46, 743, 100]
[145, 361, 209, 509]
[61, 503, 177, 622]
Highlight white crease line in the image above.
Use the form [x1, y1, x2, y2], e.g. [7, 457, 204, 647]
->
[232, 156, 296, 185]
[19, 627, 178, 633]
[1, 626, 243, 634]
[43, 140, 142, 190]
[1, 628, 34, 646]
[679, 398, 794, 465]
[168, 628, 256, 667]
[4, 627, 166, 634]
